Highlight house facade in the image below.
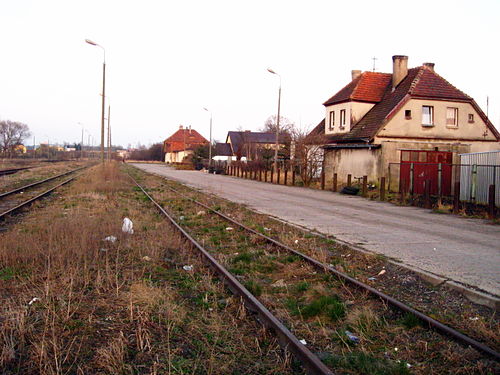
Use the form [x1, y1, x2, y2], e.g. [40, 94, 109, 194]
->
[317, 55, 500, 191]
[163, 125, 208, 163]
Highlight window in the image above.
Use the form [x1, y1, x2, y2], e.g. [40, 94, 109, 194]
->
[468, 113, 474, 123]
[329, 111, 335, 130]
[446, 107, 458, 126]
[340, 109, 346, 128]
[405, 109, 412, 119]
[422, 106, 434, 126]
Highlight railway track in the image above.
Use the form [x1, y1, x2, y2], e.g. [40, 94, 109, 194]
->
[0, 166, 33, 176]
[129, 169, 499, 374]
[0, 166, 87, 221]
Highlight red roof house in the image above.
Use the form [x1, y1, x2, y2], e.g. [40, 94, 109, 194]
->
[313, 55, 500, 191]
[163, 125, 208, 163]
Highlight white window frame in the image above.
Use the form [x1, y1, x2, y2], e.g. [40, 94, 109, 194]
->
[329, 111, 335, 130]
[446, 107, 458, 127]
[340, 109, 346, 128]
[422, 106, 434, 126]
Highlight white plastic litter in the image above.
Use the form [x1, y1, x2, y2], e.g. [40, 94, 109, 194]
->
[104, 236, 117, 243]
[377, 269, 386, 276]
[122, 217, 134, 234]
[28, 297, 40, 305]
[368, 277, 377, 281]
[225, 227, 234, 231]
[196, 211, 206, 216]
[264, 227, 271, 231]
[345, 331, 359, 344]
[142, 256, 152, 261]
[469, 317, 479, 321]
[299, 339, 307, 345]
[183, 265, 193, 271]
[294, 239, 299, 244]
[179, 216, 185, 220]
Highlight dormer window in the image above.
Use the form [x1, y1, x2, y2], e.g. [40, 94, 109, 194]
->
[340, 109, 346, 128]
[329, 111, 335, 130]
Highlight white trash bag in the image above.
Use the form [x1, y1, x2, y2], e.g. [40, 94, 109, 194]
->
[122, 217, 134, 234]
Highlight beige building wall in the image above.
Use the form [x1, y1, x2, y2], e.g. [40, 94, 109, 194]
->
[325, 102, 374, 135]
[323, 148, 382, 185]
[165, 150, 193, 163]
[377, 99, 497, 141]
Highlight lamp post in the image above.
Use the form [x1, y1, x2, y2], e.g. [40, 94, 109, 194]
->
[85, 38, 106, 164]
[203, 107, 212, 168]
[267, 68, 281, 172]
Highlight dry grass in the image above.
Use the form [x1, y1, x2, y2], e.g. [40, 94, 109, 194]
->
[0, 162, 297, 374]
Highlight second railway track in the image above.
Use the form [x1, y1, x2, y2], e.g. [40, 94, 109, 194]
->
[0, 165, 88, 221]
[129, 166, 500, 374]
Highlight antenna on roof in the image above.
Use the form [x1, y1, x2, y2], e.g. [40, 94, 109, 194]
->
[486, 96, 489, 118]
[372, 57, 377, 72]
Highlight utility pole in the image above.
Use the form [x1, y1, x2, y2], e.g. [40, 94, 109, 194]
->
[107, 105, 111, 161]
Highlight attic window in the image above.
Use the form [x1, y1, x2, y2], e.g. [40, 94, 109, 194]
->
[405, 110, 412, 119]
[340, 109, 346, 128]
[468, 114, 475, 123]
[446, 107, 458, 127]
[329, 111, 335, 130]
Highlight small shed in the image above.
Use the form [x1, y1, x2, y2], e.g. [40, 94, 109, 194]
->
[459, 150, 500, 206]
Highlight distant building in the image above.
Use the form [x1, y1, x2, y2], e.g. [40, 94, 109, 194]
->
[163, 125, 208, 163]
[310, 55, 500, 192]
[215, 130, 288, 162]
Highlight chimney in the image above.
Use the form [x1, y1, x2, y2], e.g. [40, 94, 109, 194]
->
[351, 70, 362, 81]
[392, 55, 408, 88]
[423, 62, 435, 72]
[179, 125, 183, 129]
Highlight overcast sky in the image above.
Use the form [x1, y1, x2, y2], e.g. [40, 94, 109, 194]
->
[0, 0, 499, 148]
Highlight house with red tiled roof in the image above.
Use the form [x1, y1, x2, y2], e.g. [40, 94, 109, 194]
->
[163, 125, 208, 163]
[316, 55, 500, 193]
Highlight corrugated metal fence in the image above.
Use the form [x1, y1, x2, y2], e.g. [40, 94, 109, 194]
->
[459, 151, 500, 206]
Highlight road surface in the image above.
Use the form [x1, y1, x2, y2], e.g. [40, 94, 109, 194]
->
[132, 163, 500, 298]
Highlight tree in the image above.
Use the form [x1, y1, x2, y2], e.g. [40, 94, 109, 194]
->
[291, 125, 325, 186]
[261, 115, 295, 135]
[0, 120, 31, 157]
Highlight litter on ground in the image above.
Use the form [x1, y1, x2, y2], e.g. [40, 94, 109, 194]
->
[122, 217, 134, 234]
[104, 235, 117, 243]
[183, 265, 193, 271]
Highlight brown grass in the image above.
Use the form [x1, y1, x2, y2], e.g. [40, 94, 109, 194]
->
[0, 162, 297, 374]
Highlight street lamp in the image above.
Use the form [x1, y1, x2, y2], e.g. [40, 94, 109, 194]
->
[267, 68, 281, 172]
[203, 107, 213, 168]
[85, 38, 106, 163]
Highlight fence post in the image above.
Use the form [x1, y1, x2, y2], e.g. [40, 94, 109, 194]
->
[362, 176, 367, 197]
[471, 164, 477, 202]
[488, 185, 496, 219]
[438, 163, 443, 205]
[292, 170, 296, 186]
[284, 169, 288, 186]
[321, 170, 325, 190]
[270, 169, 274, 184]
[332, 173, 338, 192]
[424, 179, 431, 209]
[453, 181, 461, 214]
[277, 168, 281, 184]
[380, 177, 386, 201]
[347, 174, 352, 187]
[409, 163, 414, 197]
[259, 169, 262, 181]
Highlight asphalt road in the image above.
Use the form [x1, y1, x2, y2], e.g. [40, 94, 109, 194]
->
[133, 163, 500, 297]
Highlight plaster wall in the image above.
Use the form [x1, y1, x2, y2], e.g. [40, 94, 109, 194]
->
[377, 99, 497, 141]
[324, 102, 374, 135]
[323, 148, 381, 185]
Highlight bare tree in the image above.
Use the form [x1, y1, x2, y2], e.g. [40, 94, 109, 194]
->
[261, 115, 295, 135]
[290, 124, 325, 186]
[0, 120, 31, 157]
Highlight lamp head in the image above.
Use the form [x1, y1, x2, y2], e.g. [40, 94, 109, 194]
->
[85, 39, 97, 46]
[203, 107, 209, 112]
[267, 68, 277, 75]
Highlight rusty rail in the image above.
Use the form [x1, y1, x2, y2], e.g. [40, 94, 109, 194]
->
[129, 175, 334, 375]
[157, 180, 500, 362]
[0, 166, 87, 199]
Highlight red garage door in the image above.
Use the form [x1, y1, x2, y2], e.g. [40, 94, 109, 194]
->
[400, 150, 452, 195]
